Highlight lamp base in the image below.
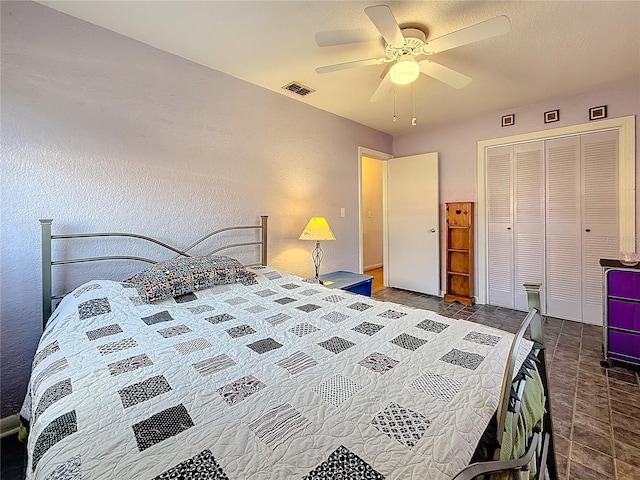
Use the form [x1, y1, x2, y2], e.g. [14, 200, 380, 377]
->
[303, 277, 323, 285]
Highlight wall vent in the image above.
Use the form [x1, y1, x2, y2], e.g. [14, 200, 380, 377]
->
[282, 81, 315, 97]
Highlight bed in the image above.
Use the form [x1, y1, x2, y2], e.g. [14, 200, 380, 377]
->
[21, 217, 558, 480]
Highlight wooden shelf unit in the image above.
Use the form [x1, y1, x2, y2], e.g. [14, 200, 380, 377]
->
[444, 202, 474, 306]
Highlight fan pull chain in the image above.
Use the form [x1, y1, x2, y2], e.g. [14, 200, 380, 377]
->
[411, 83, 417, 126]
[392, 84, 397, 122]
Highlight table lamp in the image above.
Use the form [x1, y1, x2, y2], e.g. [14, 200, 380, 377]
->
[299, 217, 336, 283]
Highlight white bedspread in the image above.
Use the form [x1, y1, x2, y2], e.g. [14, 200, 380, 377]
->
[23, 266, 532, 480]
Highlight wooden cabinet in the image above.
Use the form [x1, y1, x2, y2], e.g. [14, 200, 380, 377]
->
[444, 202, 474, 306]
[600, 259, 640, 368]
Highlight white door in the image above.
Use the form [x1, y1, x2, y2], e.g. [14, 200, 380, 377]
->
[581, 130, 619, 324]
[545, 135, 582, 321]
[387, 152, 439, 295]
[486, 145, 514, 308]
[513, 142, 545, 312]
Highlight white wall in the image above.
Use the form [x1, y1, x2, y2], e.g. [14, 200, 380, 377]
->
[0, 1, 392, 417]
[361, 156, 384, 270]
[393, 81, 640, 298]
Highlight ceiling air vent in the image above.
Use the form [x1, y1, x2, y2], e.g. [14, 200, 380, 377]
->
[282, 81, 315, 97]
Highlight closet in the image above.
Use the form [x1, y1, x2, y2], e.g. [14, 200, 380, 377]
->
[486, 130, 619, 323]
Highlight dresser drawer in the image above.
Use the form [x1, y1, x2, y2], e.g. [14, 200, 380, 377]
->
[608, 270, 640, 300]
[608, 330, 640, 359]
[608, 299, 640, 331]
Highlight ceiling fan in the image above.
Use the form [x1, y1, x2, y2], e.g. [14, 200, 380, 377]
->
[316, 5, 511, 102]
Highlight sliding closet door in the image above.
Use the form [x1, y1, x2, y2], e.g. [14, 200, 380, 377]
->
[487, 146, 514, 308]
[513, 142, 545, 312]
[581, 130, 619, 324]
[486, 130, 621, 322]
[545, 136, 582, 321]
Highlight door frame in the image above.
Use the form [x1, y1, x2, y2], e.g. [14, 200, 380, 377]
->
[358, 147, 392, 285]
[476, 115, 636, 305]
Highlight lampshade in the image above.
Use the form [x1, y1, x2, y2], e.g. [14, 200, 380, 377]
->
[299, 217, 336, 241]
[389, 55, 420, 85]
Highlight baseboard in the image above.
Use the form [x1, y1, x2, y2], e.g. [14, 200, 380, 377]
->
[364, 263, 383, 272]
[439, 292, 480, 303]
[0, 413, 21, 438]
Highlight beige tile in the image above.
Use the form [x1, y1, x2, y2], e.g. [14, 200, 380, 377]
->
[569, 461, 615, 479]
[556, 453, 568, 479]
[557, 333, 581, 349]
[553, 403, 574, 423]
[573, 410, 611, 438]
[581, 335, 603, 347]
[555, 434, 570, 458]
[561, 321, 583, 335]
[611, 410, 640, 433]
[610, 399, 640, 419]
[578, 368, 608, 385]
[581, 323, 602, 337]
[550, 378, 577, 397]
[570, 442, 615, 476]
[580, 349, 604, 362]
[574, 396, 610, 423]
[609, 364, 638, 375]
[608, 369, 638, 385]
[572, 425, 613, 456]
[554, 348, 580, 361]
[616, 459, 640, 480]
[578, 359, 608, 376]
[553, 413, 572, 439]
[613, 425, 640, 451]
[615, 440, 640, 469]
[609, 377, 640, 394]
[576, 379, 608, 400]
[608, 388, 640, 408]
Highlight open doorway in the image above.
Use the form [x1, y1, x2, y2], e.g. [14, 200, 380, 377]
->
[358, 147, 392, 293]
[361, 156, 386, 294]
[359, 147, 440, 297]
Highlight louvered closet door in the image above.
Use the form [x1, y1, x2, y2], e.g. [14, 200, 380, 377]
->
[581, 130, 619, 324]
[513, 142, 545, 312]
[487, 146, 514, 308]
[545, 136, 582, 321]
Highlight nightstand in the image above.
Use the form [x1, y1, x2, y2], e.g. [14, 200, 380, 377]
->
[318, 271, 374, 297]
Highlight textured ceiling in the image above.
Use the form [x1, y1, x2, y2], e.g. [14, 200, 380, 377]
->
[37, 1, 640, 135]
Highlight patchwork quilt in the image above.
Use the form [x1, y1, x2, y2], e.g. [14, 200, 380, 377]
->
[22, 266, 532, 480]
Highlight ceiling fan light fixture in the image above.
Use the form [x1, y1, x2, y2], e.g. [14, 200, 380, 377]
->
[389, 55, 420, 85]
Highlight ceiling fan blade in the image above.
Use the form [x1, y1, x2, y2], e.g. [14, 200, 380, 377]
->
[364, 5, 405, 49]
[370, 71, 394, 102]
[422, 15, 511, 54]
[315, 28, 378, 48]
[419, 60, 472, 89]
[316, 57, 389, 74]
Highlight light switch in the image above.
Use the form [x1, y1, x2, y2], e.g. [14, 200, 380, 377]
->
[340, 208, 345, 218]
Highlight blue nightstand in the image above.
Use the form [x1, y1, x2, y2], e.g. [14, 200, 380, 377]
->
[319, 271, 374, 297]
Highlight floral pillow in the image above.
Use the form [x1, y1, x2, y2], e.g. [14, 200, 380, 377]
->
[126, 255, 257, 303]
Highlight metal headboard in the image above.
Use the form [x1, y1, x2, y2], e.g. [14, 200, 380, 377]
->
[40, 216, 268, 328]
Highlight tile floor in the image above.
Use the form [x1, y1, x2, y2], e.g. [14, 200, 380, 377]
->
[373, 286, 640, 480]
